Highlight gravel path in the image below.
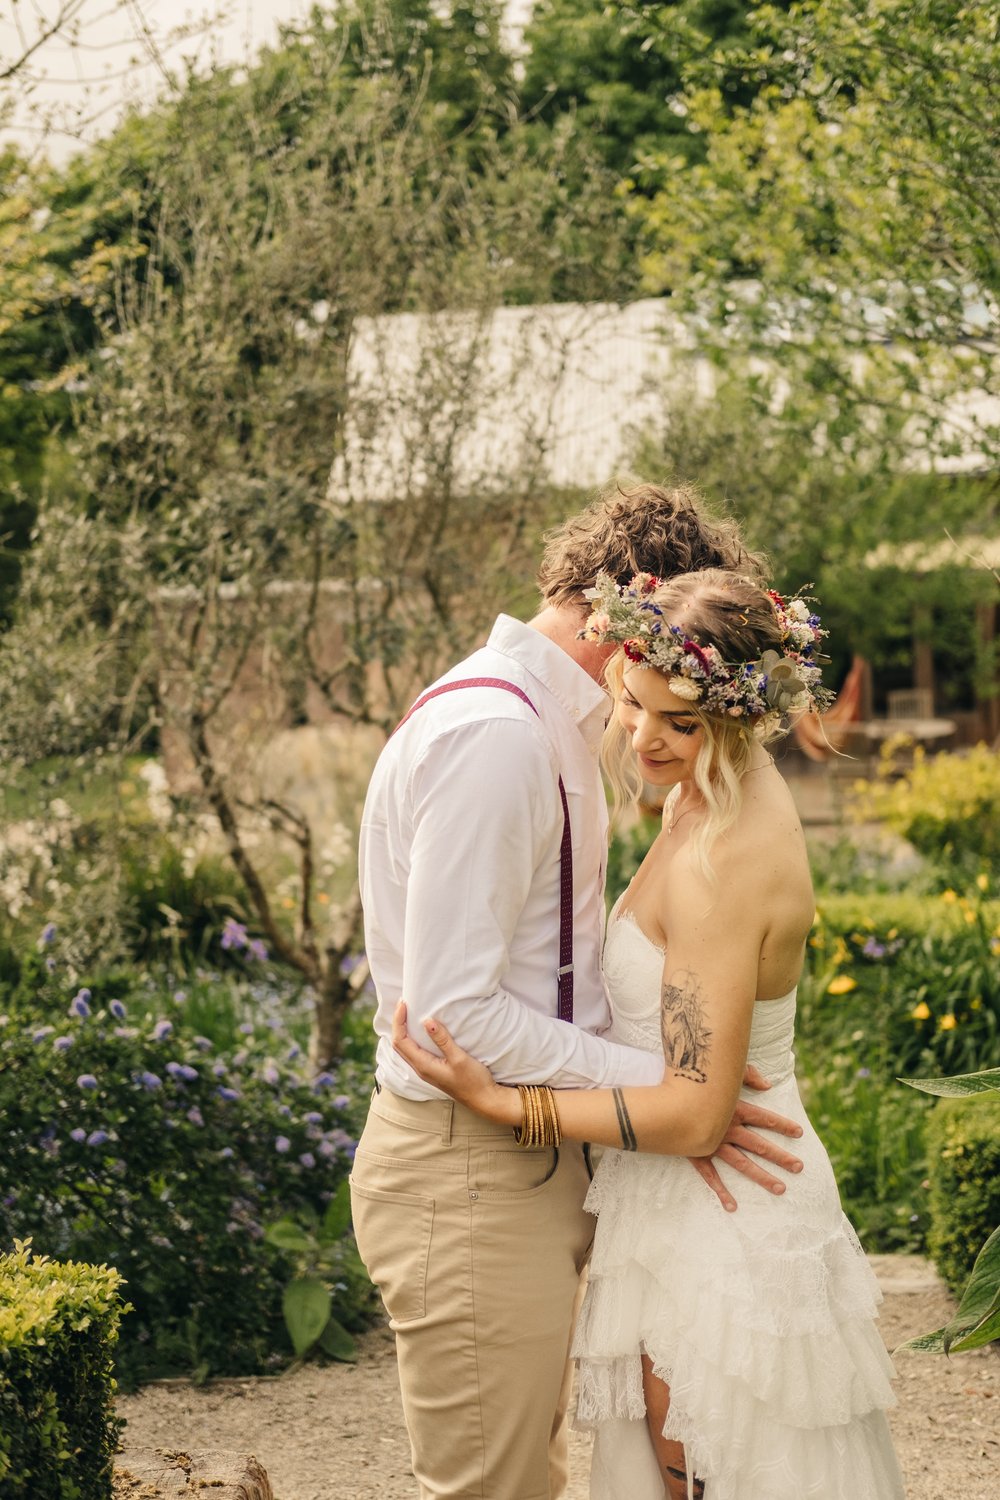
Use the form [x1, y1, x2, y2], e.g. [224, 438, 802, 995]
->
[118, 1256, 998, 1499]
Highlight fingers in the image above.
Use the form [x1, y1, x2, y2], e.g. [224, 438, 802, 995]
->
[687, 1155, 738, 1213]
[742, 1063, 771, 1092]
[734, 1101, 803, 1139]
[714, 1143, 789, 1195]
[391, 999, 445, 1077]
[727, 1126, 803, 1174]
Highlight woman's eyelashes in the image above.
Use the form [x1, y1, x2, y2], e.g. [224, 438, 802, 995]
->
[622, 694, 698, 737]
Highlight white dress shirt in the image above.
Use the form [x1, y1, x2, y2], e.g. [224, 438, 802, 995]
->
[360, 614, 663, 1100]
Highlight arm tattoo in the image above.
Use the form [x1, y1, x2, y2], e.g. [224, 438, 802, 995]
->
[611, 1087, 638, 1151]
[660, 968, 711, 1083]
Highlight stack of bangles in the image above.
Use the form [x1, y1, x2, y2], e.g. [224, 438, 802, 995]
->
[513, 1084, 562, 1147]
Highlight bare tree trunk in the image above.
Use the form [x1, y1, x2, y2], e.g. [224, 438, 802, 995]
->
[311, 969, 354, 1072]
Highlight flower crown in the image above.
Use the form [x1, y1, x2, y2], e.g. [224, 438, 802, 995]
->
[580, 572, 831, 721]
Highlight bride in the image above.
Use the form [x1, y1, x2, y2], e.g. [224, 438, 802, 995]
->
[392, 568, 905, 1500]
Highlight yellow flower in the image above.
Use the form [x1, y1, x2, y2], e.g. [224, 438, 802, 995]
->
[281, 897, 296, 910]
[976, 873, 989, 892]
[971, 997, 982, 1011]
[827, 975, 857, 995]
[911, 1001, 932, 1021]
[941, 889, 958, 904]
[964, 910, 976, 925]
[938, 1013, 957, 1031]
[317, 892, 330, 904]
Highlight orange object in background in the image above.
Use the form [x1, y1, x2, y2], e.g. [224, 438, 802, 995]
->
[793, 655, 867, 762]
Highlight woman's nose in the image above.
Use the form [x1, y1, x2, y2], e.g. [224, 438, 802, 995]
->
[631, 714, 663, 752]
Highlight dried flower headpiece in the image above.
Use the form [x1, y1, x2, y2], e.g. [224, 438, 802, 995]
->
[580, 572, 832, 723]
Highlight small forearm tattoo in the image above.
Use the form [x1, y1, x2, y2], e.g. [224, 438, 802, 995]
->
[612, 1087, 638, 1151]
[660, 968, 711, 1083]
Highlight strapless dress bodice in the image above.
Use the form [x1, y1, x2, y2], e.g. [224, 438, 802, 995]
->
[603, 899, 797, 1086]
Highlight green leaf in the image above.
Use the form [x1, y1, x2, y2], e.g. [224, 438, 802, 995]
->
[318, 1315, 357, 1363]
[264, 1218, 314, 1255]
[283, 1276, 331, 1356]
[944, 1226, 1000, 1354]
[897, 1226, 1000, 1355]
[320, 1181, 352, 1245]
[899, 1066, 1000, 1097]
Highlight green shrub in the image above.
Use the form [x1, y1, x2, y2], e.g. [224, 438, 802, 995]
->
[802, 883, 1000, 1079]
[925, 1095, 1000, 1296]
[852, 743, 1000, 878]
[0, 1243, 126, 1500]
[0, 959, 377, 1385]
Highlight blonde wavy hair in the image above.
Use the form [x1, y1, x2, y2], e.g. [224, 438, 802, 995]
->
[602, 571, 788, 881]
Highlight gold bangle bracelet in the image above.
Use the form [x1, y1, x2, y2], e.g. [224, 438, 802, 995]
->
[513, 1084, 561, 1148]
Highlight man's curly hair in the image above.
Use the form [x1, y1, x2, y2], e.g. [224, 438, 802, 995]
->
[538, 479, 766, 608]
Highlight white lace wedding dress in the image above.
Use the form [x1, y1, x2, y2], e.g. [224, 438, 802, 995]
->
[572, 900, 906, 1499]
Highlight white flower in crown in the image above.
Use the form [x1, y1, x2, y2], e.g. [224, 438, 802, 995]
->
[668, 677, 702, 701]
[787, 599, 810, 622]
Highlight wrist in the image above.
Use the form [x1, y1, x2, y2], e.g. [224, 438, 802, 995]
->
[493, 1083, 522, 1128]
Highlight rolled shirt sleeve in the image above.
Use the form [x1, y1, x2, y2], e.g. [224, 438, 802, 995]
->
[399, 718, 663, 1091]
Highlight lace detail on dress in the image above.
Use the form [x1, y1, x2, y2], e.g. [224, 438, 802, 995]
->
[572, 903, 905, 1500]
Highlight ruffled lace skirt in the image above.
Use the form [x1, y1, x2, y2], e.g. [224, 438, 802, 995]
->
[572, 1079, 905, 1500]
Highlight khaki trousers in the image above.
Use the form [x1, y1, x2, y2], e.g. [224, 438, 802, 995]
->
[350, 1087, 594, 1500]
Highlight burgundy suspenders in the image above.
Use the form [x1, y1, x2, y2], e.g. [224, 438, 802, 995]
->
[395, 677, 575, 1024]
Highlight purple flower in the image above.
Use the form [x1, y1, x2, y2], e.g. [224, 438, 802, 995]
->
[219, 1146, 235, 1159]
[221, 918, 248, 952]
[304, 1111, 323, 1124]
[86, 1129, 109, 1147]
[45, 956, 57, 972]
[69, 993, 91, 1019]
[287, 1044, 301, 1062]
[299, 1152, 316, 1168]
[173, 989, 187, 1004]
[212, 1061, 228, 1077]
[32, 1026, 55, 1043]
[333, 1094, 350, 1110]
[109, 999, 127, 1020]
[76, 1073, 98, 1090]
[152, 1019, 173, 1041]
[166, 1061, 198, 1082]
[186, 1107, 205, 1127]
[53, 1035, 73, 1052]
[248, 939, 268, 962]
[313, 1072, 334, 1090]
[274, 1135, 291, 1154]
[862, 937, 886, 960]
[193, 1036, 213, 1051]
[318, 1139, 336, 1158]
[238, 1022, 254, 1035]
[261, 1062, 280, 1086]
[856, 1067, 872, 1079]
[217, 1086, 241, 1102]
[40, 923, 57, 946]
[139, 1071, 162, 1091]
[70, 1127, 87, 1143]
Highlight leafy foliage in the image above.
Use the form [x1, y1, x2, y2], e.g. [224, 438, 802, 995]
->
[0, 964, 375, 1385]
[852, 745, 1000, 879]
[0, 1241, 126, 1500]
[923, 1094, 1000, 1301]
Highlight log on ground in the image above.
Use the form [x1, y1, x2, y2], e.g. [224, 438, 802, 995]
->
[113, 1449, 274, 1499]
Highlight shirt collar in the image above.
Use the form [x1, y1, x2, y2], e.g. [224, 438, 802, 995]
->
[486, 614, 609, 752]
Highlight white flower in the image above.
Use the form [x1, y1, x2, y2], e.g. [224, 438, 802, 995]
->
[787, 599, 809, 622]
[668, 677, 702, 701]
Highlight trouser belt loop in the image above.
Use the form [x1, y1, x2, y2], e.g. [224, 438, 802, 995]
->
[440, 1099, 454, 1146]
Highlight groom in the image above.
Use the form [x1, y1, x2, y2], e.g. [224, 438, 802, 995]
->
[350, 483, 804, 1500]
